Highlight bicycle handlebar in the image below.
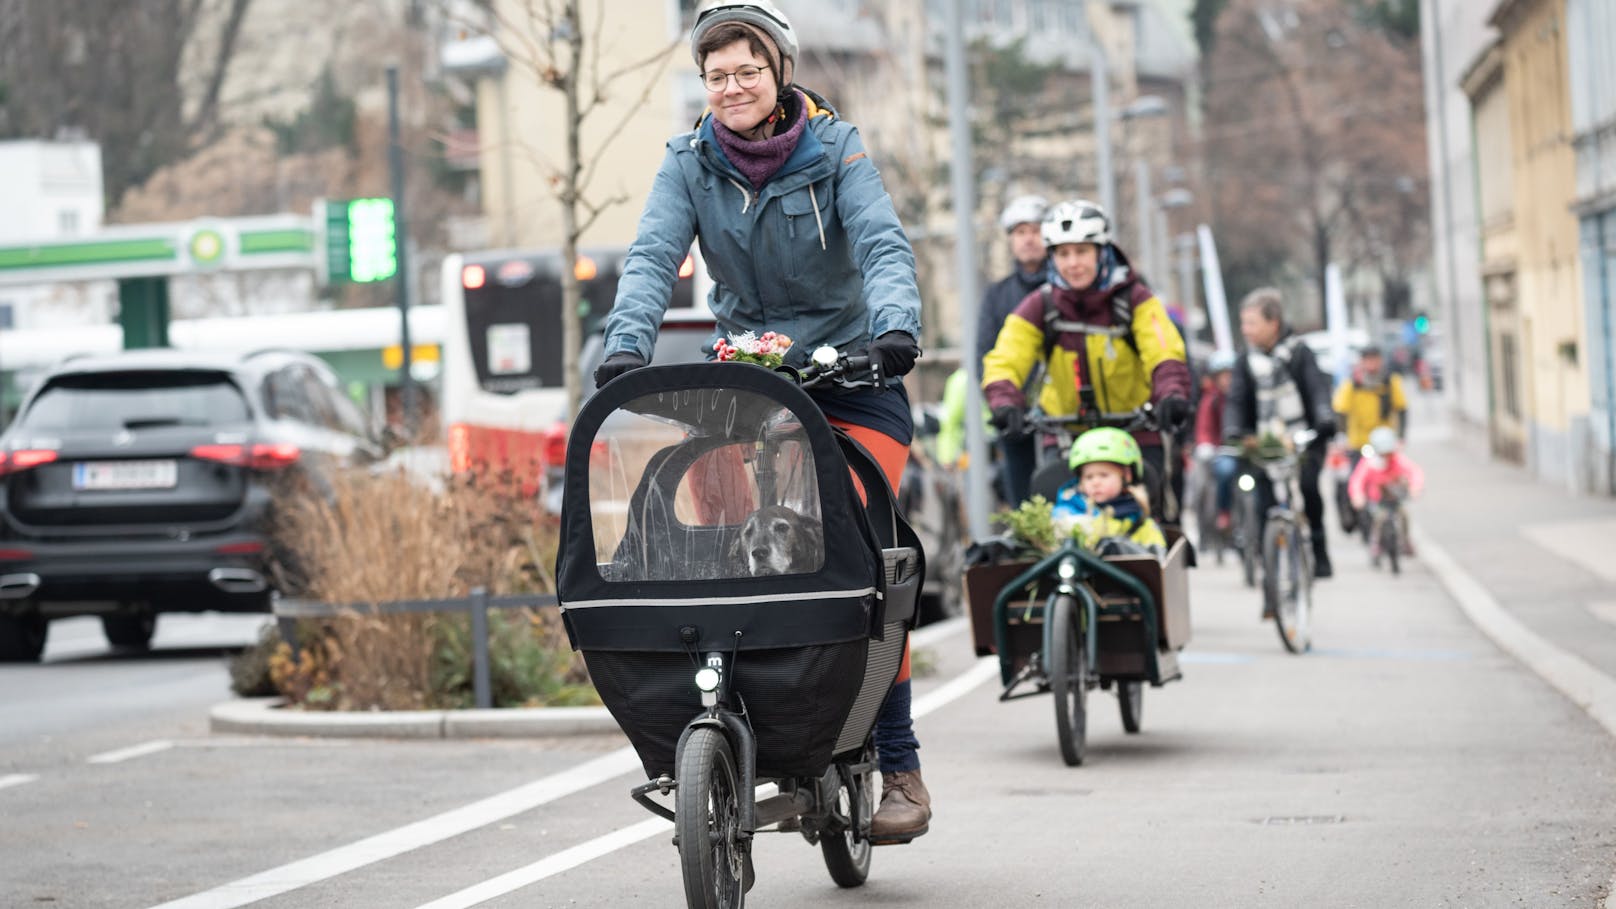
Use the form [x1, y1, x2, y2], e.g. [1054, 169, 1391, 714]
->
[780, 349, 879, 391]
[1024, 405, 1158, 436]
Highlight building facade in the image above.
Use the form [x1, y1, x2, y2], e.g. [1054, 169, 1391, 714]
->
[1420, 0, 1494, 431]
[0, 140, 113, 332]
[1566, 0, 1616, 495]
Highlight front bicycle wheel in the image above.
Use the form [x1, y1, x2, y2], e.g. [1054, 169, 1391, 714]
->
[1048, 593, 1089, 766]
[1239, 492, 1260, 588]
[677, 726, 746, 909]
[820, 758, 873, 888]
[1117, 680, 1144, 734]
[1383, 516, 1401, 576]
[1265, 518, 1312, 654]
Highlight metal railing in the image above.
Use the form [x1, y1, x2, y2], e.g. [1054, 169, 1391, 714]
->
[273, 587, 560, 709]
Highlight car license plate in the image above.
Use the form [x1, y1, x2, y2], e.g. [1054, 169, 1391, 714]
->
[73, 459, 179, 491]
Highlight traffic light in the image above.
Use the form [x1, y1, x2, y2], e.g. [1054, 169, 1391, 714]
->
[323, 198, 397, 284]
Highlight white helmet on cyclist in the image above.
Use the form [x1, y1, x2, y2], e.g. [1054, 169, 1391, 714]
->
[999, 194, 1049, 232]
[1041, 199, 1111, 249]
[1367, 426, 1400, 457]
[1207, 350, 1238, 373]
[691, 0, 798, 90]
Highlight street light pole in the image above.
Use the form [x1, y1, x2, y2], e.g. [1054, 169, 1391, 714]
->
[1134, 159, 1154, 280]
[946, 0, 991, 542]
[1090, 39, 1115, 218]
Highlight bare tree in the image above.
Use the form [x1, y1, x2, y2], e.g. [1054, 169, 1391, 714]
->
[460, 0, 680, 416]
[0, 0, 253, 206]
[1197, 0, 1429, 323]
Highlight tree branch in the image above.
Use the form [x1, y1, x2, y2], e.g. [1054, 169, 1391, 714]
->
[187, 0, 253, 138]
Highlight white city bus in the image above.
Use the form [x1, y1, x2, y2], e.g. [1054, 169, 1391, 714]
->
[437, 246, 697, 479]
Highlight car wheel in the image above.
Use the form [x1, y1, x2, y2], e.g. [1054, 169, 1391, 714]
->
[103, 611, 158, 650]
[0, 611, 48, 663]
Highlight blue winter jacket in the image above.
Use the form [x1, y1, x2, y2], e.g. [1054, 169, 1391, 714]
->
[604, 92, 923, 362]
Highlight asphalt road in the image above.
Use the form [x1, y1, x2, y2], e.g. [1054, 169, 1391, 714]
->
[5, 507, 1615, 908]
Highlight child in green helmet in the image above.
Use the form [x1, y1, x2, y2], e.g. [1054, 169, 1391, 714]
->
[1051, 427, 1167, 556]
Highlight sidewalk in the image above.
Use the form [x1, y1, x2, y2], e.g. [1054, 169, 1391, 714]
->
[1402, 394, 1616, 681]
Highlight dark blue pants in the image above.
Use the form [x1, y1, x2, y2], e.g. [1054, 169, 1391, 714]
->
[997, 433, 1037, 506]
[874, 679, 920, 773]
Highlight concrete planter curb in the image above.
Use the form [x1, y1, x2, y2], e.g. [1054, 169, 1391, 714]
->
[209, 697, 621, 739]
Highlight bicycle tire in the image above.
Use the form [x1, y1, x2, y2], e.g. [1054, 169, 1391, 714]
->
[1048, 593, 1088, 766]
[677, 726, 746, 909]
[1239, 490, 1260, 588]
[1118, 680, 1144, 734]
[1265, 518, 1312, 654]
[1384, 516, 1400, 576]
[820, 759, 873, 888]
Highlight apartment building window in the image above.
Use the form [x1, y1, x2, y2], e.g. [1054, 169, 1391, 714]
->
[0, 302, 14, 330]
[58, 210, 79, 235]
[1030, 0, 1049, 31]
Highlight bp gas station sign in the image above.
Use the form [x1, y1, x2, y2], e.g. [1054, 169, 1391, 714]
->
[0, 200, 399, 347]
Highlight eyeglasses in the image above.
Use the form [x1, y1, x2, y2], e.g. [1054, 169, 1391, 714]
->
[700, 64, 770, 92]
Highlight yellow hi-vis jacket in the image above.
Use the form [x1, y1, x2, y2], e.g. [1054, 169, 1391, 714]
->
[981, 271, 1190, 445]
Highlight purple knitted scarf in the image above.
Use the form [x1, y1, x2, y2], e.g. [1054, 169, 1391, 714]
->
[712, 90, 808, 189]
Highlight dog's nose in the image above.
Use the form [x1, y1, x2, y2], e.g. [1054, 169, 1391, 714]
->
[751, 547, 770, 560]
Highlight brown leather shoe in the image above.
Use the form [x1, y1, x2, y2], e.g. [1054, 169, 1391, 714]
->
[870, 769, 931, 844]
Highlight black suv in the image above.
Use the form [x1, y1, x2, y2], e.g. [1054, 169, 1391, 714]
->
[0, 348, 383, 661]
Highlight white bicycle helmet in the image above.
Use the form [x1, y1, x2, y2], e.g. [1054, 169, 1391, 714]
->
[999, 194, 1049, 232]
[1367, 426, 1400, 457]
[691, 0, 798, 87]
[1041, 199, 1111, 248]
[1207, 349, 1238, 373]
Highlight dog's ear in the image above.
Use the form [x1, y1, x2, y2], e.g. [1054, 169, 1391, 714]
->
[794, 515, 825, 571]
[727, 523, 748, 577]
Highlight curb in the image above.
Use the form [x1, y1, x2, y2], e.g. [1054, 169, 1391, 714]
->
[207, 618, 972, 741]
[209, 698, 622, 740]
[1410, 524, 1616, 909]
[1411, 524, 1616, 741]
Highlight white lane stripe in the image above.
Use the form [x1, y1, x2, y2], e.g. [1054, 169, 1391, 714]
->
[909, 615, 967, 650]
[410, 653, 1001, 909]
[147, 746, 643, 909]
[88, 740, 175, 764]
[0, 773, 39, 790]
[412, 818, 673, 909]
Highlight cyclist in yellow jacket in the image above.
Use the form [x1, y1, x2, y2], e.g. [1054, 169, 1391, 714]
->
[981, 199, 1192, 509]
[1333, 345, 1408, 453]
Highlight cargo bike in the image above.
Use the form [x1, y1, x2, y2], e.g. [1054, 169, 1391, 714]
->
[556, 352, 924, 908]
[964, 404, 1193, 766]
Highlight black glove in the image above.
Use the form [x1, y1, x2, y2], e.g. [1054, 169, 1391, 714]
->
[593, 350, 646, 389]
[865, 331, 921, 378]
[990, 406, 1026, 440]
[1156, 395, 1192, 431]
[1315, 417, 1338, 440]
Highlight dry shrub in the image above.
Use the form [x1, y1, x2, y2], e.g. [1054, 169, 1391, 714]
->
[268, 466, 587, 710]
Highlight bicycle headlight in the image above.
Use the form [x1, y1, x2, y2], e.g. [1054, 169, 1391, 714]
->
[1238, 474, 1256, 492]
[1057, 558, 1078, 580]
[811, 346, 839, 368]
[694, 667, 721, 692]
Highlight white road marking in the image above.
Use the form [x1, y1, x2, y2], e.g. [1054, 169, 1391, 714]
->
[0, 773, 39, 791]
[146, 746, 643, 909]
[88, 740, 175, 764]
[409, 648, 1000, 909]
[909, 615, 967, 650]
[411, 818, 674, 909]
[1587, 602, 1616, 627]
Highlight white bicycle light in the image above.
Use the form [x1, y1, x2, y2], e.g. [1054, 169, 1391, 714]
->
[1057, 558, 1078, 580]
[1238, 474, 1256, 492]
[694, 667, 721, 692]
[811, 346, 839, 368]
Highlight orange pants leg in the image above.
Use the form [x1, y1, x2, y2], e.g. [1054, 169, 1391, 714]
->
[827, 418, 912, 682]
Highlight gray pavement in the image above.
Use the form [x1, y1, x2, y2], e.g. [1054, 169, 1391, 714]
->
[1408, 397, 1616, 683]
[5, 397, 1616, 907]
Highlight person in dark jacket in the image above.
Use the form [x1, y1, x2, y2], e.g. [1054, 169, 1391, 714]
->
[977, 194, 1049, 505]
[1223, 287, 1338, 579]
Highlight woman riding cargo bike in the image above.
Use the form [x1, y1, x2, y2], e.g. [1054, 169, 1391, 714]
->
[980, 199, 1194, 513]
[585, 1, 930, 901]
